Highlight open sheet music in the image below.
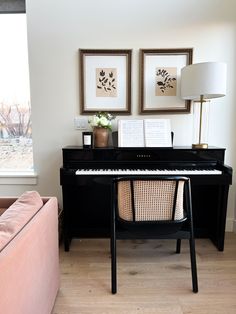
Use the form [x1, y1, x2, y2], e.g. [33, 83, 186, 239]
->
[118, 119, 172, 147]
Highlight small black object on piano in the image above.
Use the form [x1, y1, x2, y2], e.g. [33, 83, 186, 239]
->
[82, 131, 93, 148]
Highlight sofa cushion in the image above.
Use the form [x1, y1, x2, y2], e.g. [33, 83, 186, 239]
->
[0, 191, 43, 251]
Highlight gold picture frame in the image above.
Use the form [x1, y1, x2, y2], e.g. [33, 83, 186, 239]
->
[140, 48, 193, 114]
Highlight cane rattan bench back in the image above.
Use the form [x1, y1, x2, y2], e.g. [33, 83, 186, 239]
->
[117, 178, 185, 222]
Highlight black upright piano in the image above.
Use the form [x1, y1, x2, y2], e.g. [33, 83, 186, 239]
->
[60, 146, 232, 252]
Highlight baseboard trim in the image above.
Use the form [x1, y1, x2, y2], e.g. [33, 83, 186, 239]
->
[233, 219, 236, 233]
[226, 218, 234, 232]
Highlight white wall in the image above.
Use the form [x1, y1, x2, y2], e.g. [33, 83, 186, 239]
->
[2, 0, 236, 230]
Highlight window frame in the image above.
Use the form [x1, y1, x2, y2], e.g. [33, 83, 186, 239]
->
[0, 3, 36, 183]
[0, 0, 25, 14]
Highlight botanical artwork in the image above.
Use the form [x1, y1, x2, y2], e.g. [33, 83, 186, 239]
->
[96, 68, 117, 97]
[155, 67, 177, 96]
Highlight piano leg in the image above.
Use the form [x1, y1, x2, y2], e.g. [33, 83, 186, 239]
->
[213, 185, 229, 251]
[62, 186, 73, 252]
[191, 184, 230, 251]
[62, 178, 112, 252]
[64, 229, 71, 252]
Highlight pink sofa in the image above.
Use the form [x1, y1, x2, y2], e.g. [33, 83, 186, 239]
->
[0, 191, 59, 314]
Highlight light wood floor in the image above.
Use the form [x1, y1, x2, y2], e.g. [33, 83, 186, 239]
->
[53, 233, 236, 314]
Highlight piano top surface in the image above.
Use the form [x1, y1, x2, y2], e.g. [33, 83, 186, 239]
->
[62, 145, 225, 151]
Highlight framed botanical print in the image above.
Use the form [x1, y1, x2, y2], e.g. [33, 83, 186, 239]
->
[140, 48, 193, 114]
[79, 49, 132, 114]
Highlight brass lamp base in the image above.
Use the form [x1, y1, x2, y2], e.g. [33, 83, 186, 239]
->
[192, 143, 208, 149]
[192, 96, 209, 150]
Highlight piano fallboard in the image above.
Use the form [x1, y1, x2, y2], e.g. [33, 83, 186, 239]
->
[62, 146, 226, 167]
[60, 146, 233, 252]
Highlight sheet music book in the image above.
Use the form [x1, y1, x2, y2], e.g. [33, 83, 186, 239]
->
[118, 119, 172, 147]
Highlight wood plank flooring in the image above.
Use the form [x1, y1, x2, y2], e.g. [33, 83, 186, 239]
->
[53, 233, 236, 314]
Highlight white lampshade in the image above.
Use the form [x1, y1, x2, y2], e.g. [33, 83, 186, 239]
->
[181, 62, 227, 100]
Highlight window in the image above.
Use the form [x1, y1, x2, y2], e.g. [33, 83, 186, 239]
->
[0, 13, 33, 171]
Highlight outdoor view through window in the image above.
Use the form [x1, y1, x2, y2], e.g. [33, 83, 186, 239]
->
[0, 14, 33, 171]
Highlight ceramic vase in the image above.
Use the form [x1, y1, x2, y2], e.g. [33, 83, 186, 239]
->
[93, 127, 109, 148]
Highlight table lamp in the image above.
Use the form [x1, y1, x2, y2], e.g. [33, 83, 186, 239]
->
[181, 62, 227, 148]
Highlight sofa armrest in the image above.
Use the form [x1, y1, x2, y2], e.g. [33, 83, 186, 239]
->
[0, 196, 59, 314]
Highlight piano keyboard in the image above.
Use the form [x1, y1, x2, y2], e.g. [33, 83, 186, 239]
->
[75, 168, 222, 176]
